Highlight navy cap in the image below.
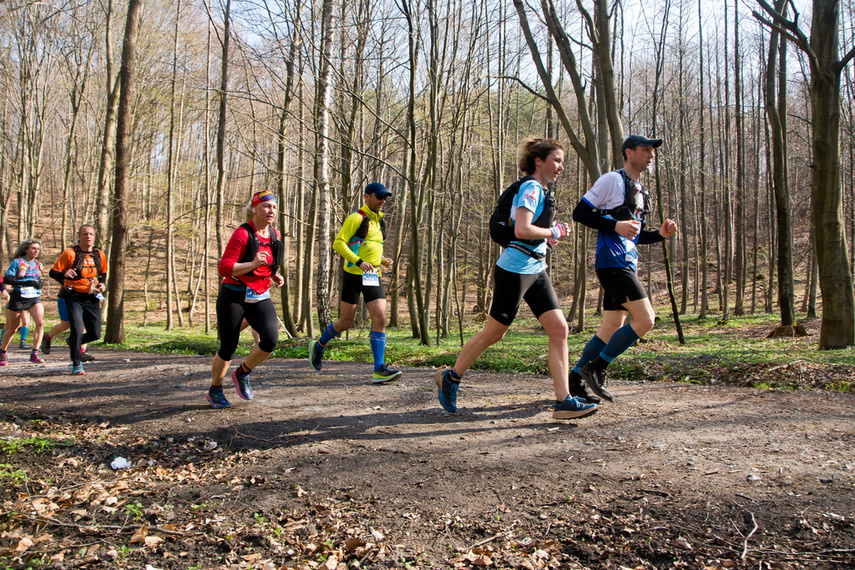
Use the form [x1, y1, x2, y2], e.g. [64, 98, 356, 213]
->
[365, 182, 392, 198]
[621, 135, 663, 159]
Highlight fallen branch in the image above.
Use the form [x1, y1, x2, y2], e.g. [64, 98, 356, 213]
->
[741, 512, 759, 559]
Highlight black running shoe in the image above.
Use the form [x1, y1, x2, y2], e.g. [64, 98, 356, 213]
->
[569, 372, 601, 404]
[308, 340, 323, 371]
[580, 361, 613, 402]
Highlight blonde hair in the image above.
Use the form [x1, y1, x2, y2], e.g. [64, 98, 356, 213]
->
[517, 136, 564, 175]
[14, 239, 41, 259]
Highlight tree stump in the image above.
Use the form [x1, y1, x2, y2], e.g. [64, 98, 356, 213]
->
[766, 324, 808, 338]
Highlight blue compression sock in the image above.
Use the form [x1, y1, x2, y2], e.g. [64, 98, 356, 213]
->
[19, 327, 28, 342]
[600, 323, 640, 363]
[573, 335, 606, 374]
[370, 331, 386, 371]
[318, 323, 339, 349]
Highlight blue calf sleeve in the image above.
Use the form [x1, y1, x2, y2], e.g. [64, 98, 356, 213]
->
[370, 331, 386, 370]
[573, 335, 606, 374]
[600, 323, 640, 363]
[318, 323, 339, 348]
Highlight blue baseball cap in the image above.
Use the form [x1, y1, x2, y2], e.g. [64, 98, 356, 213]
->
[365, 182, 392, 198]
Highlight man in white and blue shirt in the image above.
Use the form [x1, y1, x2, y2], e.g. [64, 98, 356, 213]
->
[571, 135, 678, 402]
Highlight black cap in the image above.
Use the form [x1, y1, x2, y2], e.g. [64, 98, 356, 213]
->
[365, 182, 392, 198]
[621, 135, 663, 159]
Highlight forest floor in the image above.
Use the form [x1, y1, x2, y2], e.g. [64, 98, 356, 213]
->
[0, 345, 853, 569]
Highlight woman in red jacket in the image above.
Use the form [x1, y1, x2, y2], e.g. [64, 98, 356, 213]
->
[207, 191, 284, 409]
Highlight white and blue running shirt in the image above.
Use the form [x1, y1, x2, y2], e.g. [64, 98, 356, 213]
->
[581, 171, 645, 272]
[496, 178, 548, 275]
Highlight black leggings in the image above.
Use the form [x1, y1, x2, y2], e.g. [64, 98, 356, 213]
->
[216, 286, 279, 361]
[66, 293, 101, 366]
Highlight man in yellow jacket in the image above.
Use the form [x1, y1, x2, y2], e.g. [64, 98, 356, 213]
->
[309, 183, 402, 383]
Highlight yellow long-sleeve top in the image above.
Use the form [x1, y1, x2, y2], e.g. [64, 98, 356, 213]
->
[333, 205, 385, 276]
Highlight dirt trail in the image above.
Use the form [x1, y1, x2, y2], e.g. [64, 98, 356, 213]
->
[1, 348, 853, 568]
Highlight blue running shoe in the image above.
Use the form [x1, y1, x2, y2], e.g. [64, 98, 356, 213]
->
[72, 363, 85, 376]
[435, 369, 459, 413]
[231, 367, 253, 400]
[206, 387, 230, 409]
[552, 395, 598, 420]
[19, 341, 27, 350]
[308, 339, 323, 370]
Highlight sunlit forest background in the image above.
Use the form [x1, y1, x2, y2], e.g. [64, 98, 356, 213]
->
[2, 0, 854, 346]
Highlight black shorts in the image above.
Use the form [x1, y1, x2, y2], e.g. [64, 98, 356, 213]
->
[340, 271, 385, 305]
[596, 267, 647, 311]
[7, 292, 40, 312]
[489, 265, 561, 326]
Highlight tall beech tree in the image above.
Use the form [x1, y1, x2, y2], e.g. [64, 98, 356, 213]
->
[756, 0, 855, 348]
[104, 0, 143, 344]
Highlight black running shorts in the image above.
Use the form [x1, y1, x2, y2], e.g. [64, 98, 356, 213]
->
[340, 270, 385, 305]
[596, 267, 647, 311]
[7, 292, 40, 312]
[489, 265, 561, 326]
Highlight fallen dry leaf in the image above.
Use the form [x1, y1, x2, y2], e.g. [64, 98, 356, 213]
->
[130, 525, 148, 543]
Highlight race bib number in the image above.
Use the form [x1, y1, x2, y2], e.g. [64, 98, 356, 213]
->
[19, 287, 38, 299]
[244, 288, 271, 304]
[362, 271, 380, 287]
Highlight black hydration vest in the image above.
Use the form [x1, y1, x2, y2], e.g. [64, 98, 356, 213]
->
[489, 176, 557, 260]
[237, 223, 284, 276]
[596, 169, 650, 224]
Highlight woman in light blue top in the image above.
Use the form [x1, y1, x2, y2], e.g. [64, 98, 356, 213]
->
[435, 137, 597, 420]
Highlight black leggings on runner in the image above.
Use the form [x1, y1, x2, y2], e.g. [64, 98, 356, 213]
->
[216, 286, 278, 361]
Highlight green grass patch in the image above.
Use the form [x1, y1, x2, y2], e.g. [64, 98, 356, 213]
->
[0, 463, 28, 483]
[88, 311, 854, 392]
[2, 436, 73, 455]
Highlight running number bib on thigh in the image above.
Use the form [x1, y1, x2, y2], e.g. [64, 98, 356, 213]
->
[245, 288, 271, 303]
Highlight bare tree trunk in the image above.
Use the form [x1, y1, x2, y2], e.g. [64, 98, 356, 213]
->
[213, 0, 231, 258]
[165, 0, 181, 331]
[809, 0, 855, 347]
[105, 0, 143, 344]
[276, 31, 299, 339]
[734, 0, 746, 316]
[203, 7, 212, 334]
[94, 0, 120, 253]
[698, 0, 709, 319]
[756, 0, 855, 346]
[593, 0, 624, 167]
[763, 0, 796, 327]
[314, 0, 335, 329]
[649, 0, 684, 344]
[400, 0, 429, 344]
